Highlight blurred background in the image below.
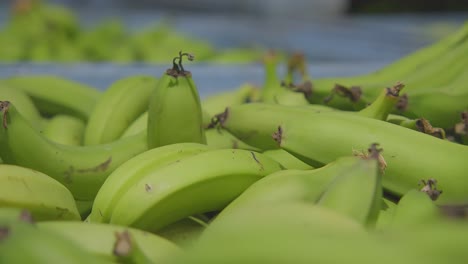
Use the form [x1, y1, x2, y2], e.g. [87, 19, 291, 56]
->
[0, 0, 466, 94]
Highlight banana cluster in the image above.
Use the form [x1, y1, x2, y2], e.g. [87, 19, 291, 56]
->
[0, 0, 263, 64]
[1, 23, 468, 263]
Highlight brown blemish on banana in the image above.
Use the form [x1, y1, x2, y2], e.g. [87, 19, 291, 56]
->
[0, 226, 10, 241]
[145, 183, 152, 193]
[386, 82, 405, 97]
[415, 119, 446, 139]
[454, 111, 468, 135]
[207, 108, 229, 129]
[63, 157, 112, 183]
[19, 209, 34, 223]
[419, 178, 442, 201]
[251, 152, 264, 171]
[113, 230, 133, 257]
[396, 93, 408, 111]
[232, 140, 239, 149]
[0, 100, 11, 129]
[324, 84, 362, 104]
[272, 126, 283, 146]
[353, 143, 387, 173]
[438, 204, 468, 219]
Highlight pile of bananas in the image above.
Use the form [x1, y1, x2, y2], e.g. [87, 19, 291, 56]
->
[0, 0, 263, 63]
[1, 21, 468, 263]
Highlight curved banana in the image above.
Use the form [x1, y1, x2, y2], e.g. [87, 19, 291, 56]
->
[317, 150, 382, 228]
[217, 103, 468, 204]
[0, 164, 80, 221]
[213, 155, 369, 222]
[390, 189, 443, 228]
[89, 142, 212, 223]
[2, 74, 101, 121]
[147, 52, 206, 148]
[0, 101, 148, 200]
[43, 114, 85, 146]
[0, 219, 108, 264]
[84, 75, 158, 145]
[37, 221, 182, 263]
[0, 84, 42, 129]
[109, 148, 283, 231]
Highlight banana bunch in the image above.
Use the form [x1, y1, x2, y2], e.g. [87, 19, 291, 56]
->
[0, 0, 264, 63]
[302, 22, 468, 130]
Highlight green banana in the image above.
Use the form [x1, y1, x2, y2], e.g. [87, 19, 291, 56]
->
[0, 83, 42, 129]
[109, 148, 283, 232]
[213, 155, 370, 222]
[212, 90, 405, 151]
[120, 110, 149, 138]
[37, 221, 182, 263]
[121, 109, 212, 139]
[42, 114, 85, 146]
[260, 51, 309, 105]
[147, 52, 206, 148]
[262, 149, 313, 170]
[201, 83, 259, 116]
[113, 230, 154, 264]
[2, 75, 101, 121]
[308, 22, 468, 105]
[156, 216, 207, 248]
[317, 145, 382, 227]
[205, 128, 260, 151]
[0, 101, 148, 200]
[75, 199, 93, 220]
[89, 142, 212, 223]
[390, 188, 443, 228]
[84, 75, 158, 145]
[0, 164, 80, 221]
[0, 218, 108, 264]
[216, 103, 468, 204]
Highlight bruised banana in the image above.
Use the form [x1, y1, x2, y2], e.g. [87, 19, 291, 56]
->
[0, 101, 148, 200]
[37, 221, 182, 263]
[2, 74, 101, 121]
[109, 148, 283, 232]
[218, 102, 468, 204]
[42, 114, 86, 146]
[89, 142, 212, 223]
[147, 52, 206, 148]
[84, 75, 158, 145]
[0, 217, 108, 264]
[0, 164, 80, 221]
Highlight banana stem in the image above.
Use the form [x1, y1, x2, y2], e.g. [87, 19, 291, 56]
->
[358, 82, 404, 120]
